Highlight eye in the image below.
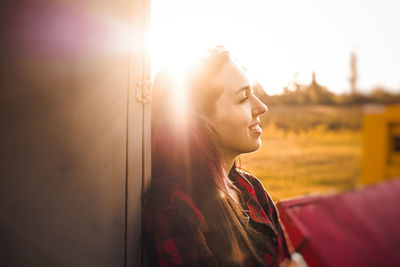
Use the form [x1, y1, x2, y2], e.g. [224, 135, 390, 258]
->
[239, 96, 248, 103]
[239, 91, 250, 103]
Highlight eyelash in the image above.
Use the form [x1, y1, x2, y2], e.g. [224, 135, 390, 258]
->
[239, 91, 253, 103]
[240, 95, 249, 103]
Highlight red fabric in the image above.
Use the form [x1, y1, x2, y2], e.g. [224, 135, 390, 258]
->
[277, 177, 400, 267]
[145, 167, 291, 266]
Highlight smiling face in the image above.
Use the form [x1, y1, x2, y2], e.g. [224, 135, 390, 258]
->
[206, 59, 268, 160]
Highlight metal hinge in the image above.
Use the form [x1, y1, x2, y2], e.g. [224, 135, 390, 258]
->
[136, 75, 152, 104]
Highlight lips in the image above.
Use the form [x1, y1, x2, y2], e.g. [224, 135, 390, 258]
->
[249, 123, 262, 134]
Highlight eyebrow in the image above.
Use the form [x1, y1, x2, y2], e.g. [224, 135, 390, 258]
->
[235, 85, 251, 94]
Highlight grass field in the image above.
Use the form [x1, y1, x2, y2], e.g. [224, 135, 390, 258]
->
[239, 105, 363, 201]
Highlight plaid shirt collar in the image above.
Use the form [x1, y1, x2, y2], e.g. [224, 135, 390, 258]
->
[228, 166, 278, 235]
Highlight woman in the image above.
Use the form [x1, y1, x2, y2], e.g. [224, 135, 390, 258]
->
[145, 47, 297, 266]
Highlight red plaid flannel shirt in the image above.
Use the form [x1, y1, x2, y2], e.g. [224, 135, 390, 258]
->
[145, 167, 291, 266]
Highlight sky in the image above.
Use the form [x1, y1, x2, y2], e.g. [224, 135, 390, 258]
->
[150, 0, 400, 95]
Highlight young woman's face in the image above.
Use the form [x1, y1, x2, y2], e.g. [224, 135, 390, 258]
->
[207, 59, 268, 158]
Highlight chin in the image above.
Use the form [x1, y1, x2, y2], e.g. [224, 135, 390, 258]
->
[242, 142, 262, 154]
[250, 144, 262, 152]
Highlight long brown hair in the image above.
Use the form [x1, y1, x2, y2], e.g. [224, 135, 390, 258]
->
[146, 47, 265, 266]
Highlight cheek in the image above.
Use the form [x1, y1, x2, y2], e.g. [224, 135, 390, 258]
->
[209, 97, 253, 144]
[216, 107, 251, 138]
[231, 106, 252, 127]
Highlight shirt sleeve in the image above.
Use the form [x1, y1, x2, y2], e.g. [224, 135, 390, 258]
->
[150, 192, 219, 267]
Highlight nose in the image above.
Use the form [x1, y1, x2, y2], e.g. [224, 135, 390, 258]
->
[252, 96, 268, 116]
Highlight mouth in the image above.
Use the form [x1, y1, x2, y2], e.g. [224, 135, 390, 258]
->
[249, 123, 262, 135]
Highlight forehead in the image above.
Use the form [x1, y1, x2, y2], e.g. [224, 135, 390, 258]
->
[212, 60, 250, 95]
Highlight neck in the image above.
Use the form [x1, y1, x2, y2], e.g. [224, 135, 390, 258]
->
[221, 150, 240, 204]
[222, 150, 238, 173]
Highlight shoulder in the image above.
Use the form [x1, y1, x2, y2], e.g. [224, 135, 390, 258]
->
[170, 191, 206, 226]
[145, 191, 217, 266]
[234, 168, 277, 215]
[234, 168, 266, 191]
[151, 190, 207, 229]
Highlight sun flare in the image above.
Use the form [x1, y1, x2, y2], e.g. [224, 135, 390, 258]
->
[149, 0, 400, 95]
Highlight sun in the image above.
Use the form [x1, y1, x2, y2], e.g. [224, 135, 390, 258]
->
[148, 24, 213, 81]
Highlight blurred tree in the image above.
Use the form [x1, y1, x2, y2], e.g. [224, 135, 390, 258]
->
[370, 86, 400, 104]
[349, 51, 358, 95]
[303, 72, 335, 104]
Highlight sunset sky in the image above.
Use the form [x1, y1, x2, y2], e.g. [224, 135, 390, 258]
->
[150, 0, 400, 95]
